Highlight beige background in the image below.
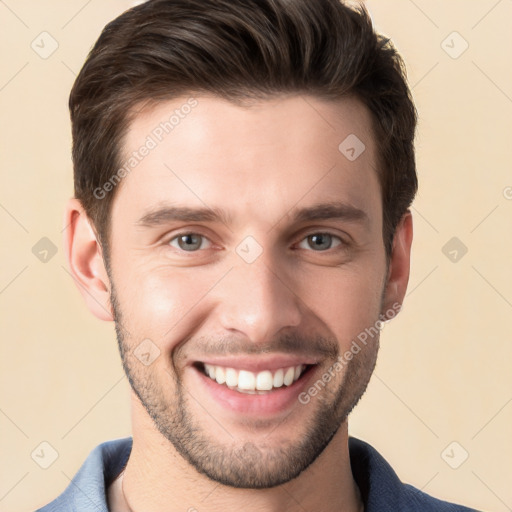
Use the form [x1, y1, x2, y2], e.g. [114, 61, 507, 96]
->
[1, 1, 511, 511]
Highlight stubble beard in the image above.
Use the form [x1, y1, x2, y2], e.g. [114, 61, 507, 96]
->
[110, 278, 380, 489]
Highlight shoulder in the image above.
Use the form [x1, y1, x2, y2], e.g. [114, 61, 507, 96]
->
[400, 482, 480, 511]
[348, 436, 480, 512]
[34, 437, 133, 512]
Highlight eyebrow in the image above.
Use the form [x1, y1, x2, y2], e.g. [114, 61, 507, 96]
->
[136, 204, 231, 227]
[135, 201, 369, 228]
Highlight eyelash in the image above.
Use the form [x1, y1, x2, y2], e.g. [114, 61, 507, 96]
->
[166, 231, 346, 253]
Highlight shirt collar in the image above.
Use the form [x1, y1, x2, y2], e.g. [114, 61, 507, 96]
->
[37, 435, 459, 511]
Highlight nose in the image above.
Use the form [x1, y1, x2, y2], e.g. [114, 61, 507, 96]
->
[215, 253, 303, 345]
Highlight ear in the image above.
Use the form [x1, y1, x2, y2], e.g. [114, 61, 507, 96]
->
[381, 210, 413, 319]
[63, 198, 113, 321]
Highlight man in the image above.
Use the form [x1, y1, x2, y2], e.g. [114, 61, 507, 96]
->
[36, 0, 478, 510]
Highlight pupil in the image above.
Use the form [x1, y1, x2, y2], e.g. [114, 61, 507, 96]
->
[179, 234, 200, 251]
[310, 234, 331, 250]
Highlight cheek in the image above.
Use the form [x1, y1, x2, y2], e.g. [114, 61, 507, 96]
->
[298, 261, 385, 345]
[115, 264, 224, 346]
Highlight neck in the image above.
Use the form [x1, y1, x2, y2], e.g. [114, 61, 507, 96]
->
[111, 395, 363, 512]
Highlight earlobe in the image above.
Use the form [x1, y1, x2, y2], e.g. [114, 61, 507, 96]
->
[381, 210, 413, 319]
[63, 198, 113, 321]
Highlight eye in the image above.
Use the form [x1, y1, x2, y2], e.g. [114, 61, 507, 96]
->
[297, 233, 343, 251]
[168, 233, 212, 252]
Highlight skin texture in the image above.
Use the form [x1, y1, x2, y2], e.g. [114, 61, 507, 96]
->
[64, 94, 413, 512]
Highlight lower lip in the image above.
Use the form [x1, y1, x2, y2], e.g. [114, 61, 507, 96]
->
[192, 365, 317, 416]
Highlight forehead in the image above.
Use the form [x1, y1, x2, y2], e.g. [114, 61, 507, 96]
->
[113, 94, 381, 229]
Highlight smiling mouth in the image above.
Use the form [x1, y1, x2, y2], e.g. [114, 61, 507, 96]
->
[194, 362, 315, 394]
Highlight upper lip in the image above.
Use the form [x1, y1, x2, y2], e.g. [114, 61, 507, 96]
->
[191, 355, 320, 372]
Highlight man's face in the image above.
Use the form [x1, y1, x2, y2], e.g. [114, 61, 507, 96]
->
[108, 94, 389, 488]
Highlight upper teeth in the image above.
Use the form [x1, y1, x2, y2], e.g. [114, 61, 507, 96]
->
[203, 364, 305, 393]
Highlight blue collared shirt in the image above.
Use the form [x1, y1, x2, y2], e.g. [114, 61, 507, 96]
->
[35, 436, 479, 511]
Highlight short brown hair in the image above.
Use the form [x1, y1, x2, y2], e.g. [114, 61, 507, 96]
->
[69, 0, 417, 262]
